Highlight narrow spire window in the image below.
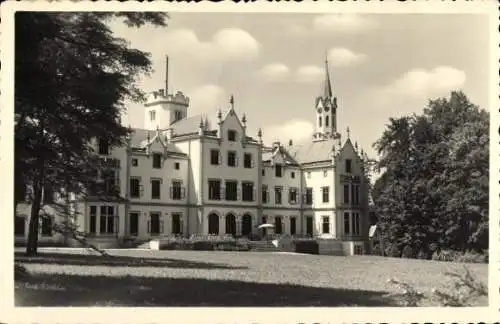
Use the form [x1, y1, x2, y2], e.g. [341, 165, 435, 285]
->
[325, 115, 329, 127]
[319, 116, 322, 127]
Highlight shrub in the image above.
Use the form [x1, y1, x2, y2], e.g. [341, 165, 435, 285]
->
[387, 244, 401, 258]
[417, 249, 428, 260]
[401, 245, 414, 258]
[432, 266, 488, 306]
[431, 251, 440, 261]
[387, 278, 425, 306]
[455, 251, 487, 264]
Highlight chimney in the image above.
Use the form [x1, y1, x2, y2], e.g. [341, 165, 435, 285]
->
[272, 141, 280, 149]
[288, 139, 293, 146]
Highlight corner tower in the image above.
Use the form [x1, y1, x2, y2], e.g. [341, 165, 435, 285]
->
[313, 57, 338, 141]
[143, 55, 190, 130]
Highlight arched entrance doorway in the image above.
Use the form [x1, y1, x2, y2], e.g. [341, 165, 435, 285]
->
[225, 213, 236, 236]
[241, 214, 252, 237]
[208, 213, 219, 234]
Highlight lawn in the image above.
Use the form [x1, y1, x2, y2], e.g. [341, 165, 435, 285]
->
[14, 248, 488, 307]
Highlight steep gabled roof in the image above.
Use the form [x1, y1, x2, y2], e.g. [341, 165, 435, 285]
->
[286, 138, 336, 164]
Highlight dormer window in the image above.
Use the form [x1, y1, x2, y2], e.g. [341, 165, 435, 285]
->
[228, 129, 237, 142]
[152, 153, 162, 169]
[345, 159, 352, 173]
[275, 164, 283, 178]
[149, 110, 156, 122]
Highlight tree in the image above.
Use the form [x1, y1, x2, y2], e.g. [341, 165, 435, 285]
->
[15, 12, 168, 256]
[372, 91, 489, 256]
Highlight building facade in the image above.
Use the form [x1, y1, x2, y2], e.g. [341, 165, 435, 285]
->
[15, 59, 370, 255]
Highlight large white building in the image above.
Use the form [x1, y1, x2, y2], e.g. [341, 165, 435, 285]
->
[15, 59, 370, 255]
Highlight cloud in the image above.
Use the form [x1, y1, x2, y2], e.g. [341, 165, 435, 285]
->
[255, 63, 291, 82]
[328, 47, 367, 67]
[164, 28, 260, 63]
[366, 66, 467, 114]
[263, 119, 314, 144]
[295, 65, 323, 83]
[379, 66, 466, 97]
[312, 14, 376, 33]
[188, 84, 226, 114]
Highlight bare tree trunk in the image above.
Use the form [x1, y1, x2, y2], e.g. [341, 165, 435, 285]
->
[26, 157, 45, 256]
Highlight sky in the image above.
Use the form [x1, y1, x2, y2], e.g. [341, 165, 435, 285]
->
[109, 13, 490, 161]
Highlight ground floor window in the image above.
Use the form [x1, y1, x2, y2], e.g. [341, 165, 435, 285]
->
[100, 206, 117, 234]
[148, 212, 162, 235]
[242, 214, 252, 236]
[129, 212, 139, 236]
[275, 216, 282, 234]
[290, 217, 296, 235]
[322, 216, 330, 234]
[41, 216, 53, 236]
[15, 216, 25, 236]
[344, 212, 350, 235]
[208, 213, 219, 234]
[353, 212, 360, 235]
[306, 216, 313, 236]
[226, 214, 236, 236]
[171, 213, 182, 235]
[89, 206, 97, 234]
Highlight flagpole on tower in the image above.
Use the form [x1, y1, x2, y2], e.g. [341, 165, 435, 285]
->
[165, 55, 169, 96]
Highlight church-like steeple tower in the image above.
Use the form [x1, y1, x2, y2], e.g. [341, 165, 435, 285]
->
[313, 56, 338, 142]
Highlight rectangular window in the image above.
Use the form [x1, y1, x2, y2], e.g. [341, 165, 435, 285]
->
[174, 162, 180, 170]
[102, 169, 119, 195]
[274, 186, 282, 205]
[148, 212, 162, 235]
[98, 139, 109, 155]
[322, 216, 330, 234]
[131, 158, 138, 167]
[129, 212, 139, 236]
[100, 206, 116, 234]
[228, 130, 237, 141]
[171, 213, 182, 235]
[227, 151, 237, 167]
[291, 171, 295, 179]
[354, 245, 363, 255]
[353, 212, 360, 235]
[290, 217, 296, 235]
[151, 179, 161, 199]
[244, 153, 252, 168]
[210, 149, 220, 165]
[225, 181, 238, 201]
[275, 216, 282, 234]
[152, 153, 162, 169]
[41, 216, 53, 236]
[345, 159, 352, 173]
[344, 212, 350, 235]
[208, 180, 221, 200]
[242, 182, 254, 202]
[343, 184, 350, 204]
[130, 178, 141, 198]
[288, 187, 298, 204]
[354, 185, 360, 205]
[323, 170, 328, 177]
[262, 185, 268, 204]
[275, 165, 282, 177]
[15, 216, 25, 236]
[262, 169, 265, 176]
[149, 110, 156, 121]
[89, 206, 96, 234]
[304, 188, 313, 205]
[170, 180, 184, 200]
[322, 186, 330, 203]
[174, 110, 182, 121]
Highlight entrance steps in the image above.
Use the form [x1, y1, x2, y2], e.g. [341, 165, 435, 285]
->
[248, 240, 281, 252]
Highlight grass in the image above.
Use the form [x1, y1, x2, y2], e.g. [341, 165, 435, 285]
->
[14, 248, 489, 307]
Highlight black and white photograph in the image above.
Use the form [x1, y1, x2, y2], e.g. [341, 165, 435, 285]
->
[1, 1, 498, 323]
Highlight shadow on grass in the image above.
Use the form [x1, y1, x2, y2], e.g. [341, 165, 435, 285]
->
[14, 252, 247, 270]
[15, 273, 397, 307]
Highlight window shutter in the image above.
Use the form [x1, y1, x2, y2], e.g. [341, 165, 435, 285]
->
[181, 187, 186, 199]
[160, 220, 164, 233]
[220, 186, 225, 200]
[114, 216, 119, 234]
[237, 187, 241, 201]
[235, 156, 239, 167]
[139, 184, 144, 197]
[169, 187, 173, 199]
[147, 220, 151, 233]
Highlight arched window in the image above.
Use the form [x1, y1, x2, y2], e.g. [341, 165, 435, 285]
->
[325, 115, 329, 127]
[319, 116, 322, 127]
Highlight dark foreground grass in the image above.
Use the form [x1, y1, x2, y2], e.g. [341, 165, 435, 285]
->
[14, 248, 489, 307]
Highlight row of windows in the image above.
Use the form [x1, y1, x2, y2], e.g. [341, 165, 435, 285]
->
[208, 180, 256, 202]
[148, 110, 183, 122]
[130, 178, 185, 200]
[318, 115, 332, 128]
[344, 212, 361, 235]
[343, 184, 361, 205]
[14, 216, 52, 236]
[139, 154, 180, 170]
[261, 186, 330, 205]
[210, 150, 255, 168]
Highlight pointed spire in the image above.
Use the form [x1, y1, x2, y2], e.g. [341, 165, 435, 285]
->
[204, 116, 209, 130]
[346, 126, 350, 139]
[217, 108, 222, 120]
[323, 54, 333, 99]
[199, 117, 204, 128]
[229, 95, 235, 110]
[242, 113, 247, 124]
